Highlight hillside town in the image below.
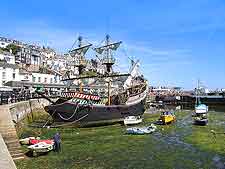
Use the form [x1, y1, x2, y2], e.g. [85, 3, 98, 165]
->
[0, 36, 108, 102]
[1, 36, 225, 106]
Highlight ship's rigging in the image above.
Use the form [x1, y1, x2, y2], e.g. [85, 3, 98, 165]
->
[61, 34, 144, 105]
[36, 34, 148, 125]
[94, 34, 122, 74]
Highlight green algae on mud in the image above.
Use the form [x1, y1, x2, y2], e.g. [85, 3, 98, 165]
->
[184, 111, 225, 156]
[15, 111, 225, 169]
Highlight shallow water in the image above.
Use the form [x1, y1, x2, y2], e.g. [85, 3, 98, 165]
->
[153, 111, 225, 169]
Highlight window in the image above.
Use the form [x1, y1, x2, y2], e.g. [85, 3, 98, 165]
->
[54, 76, 57, 83]
[12, 73, 16, 79]
[24, 75, 29, 80]
[32, 76, 36, 82]
[33, 56, 39, 64]
[38, 77, 41, 82]
[44, 78, 47, 83]
[2, 72, 6, 79]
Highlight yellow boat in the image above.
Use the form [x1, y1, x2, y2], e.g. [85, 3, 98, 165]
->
[159, 111, 176, 124]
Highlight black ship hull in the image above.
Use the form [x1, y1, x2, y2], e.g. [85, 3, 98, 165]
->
[44, 87, 148, 125]
[45, 99, 146, 124]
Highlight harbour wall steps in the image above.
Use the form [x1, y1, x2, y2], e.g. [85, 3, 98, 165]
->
[0, 99, 51, 166]
[0, 134, 17, 169]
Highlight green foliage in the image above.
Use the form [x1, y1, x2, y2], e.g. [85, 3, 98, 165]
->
[5, 43, 21, 55]
[0, 47, 8, 52]
[16, 111, 225, 169]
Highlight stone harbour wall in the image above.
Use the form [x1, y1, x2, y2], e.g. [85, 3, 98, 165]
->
[8, 99, 51, 122]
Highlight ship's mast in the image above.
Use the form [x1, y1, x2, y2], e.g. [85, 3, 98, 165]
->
[196, 79, 201, 105]
[94, 35, 122, 74]
[76, 36, 85, 75]
[94, 35, 122, 104]
[104, 35, 114, 73]
[69, 36, 92, 75]
[68, 36, 92, 92]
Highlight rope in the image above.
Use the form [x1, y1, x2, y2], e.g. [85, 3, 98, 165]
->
[42, 109, 56, 128]
[51, 114, 89, 127]
[57, 103, 80, 121]
[57, 99, 93, 121]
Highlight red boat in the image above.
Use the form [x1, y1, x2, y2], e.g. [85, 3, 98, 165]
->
[29, 139, 54, 145]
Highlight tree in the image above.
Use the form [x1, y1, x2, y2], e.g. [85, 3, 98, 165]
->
[5, 44, 21, 55]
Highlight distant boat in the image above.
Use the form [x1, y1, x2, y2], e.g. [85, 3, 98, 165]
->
[158, 111, 176, 125]
[124, 116, 142, 125]
[195, 104, 208, 114]
[194, 105, 208, 126]
[193, 80, 208, 126]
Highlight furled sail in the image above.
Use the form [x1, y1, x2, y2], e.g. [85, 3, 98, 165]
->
[94, 41, 122, 54]
[69, 44, 92, 57]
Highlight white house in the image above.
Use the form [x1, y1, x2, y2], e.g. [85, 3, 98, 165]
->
[30, 72, 62, 85]
[41, 47, 56, 59]
[0, 62, 20, 87]
[0, 40, 11, 48]
[0, 37, 23, 48]
[0, 50, 15, 64]
[45, 56, 67, 72]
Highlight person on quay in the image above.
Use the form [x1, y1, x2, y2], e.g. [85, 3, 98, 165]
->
[53, 132, 61, 152]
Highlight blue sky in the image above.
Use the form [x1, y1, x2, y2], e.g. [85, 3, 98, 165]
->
[1, 0, 225, 89]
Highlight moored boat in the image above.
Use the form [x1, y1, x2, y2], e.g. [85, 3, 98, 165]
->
[19, 137, 36, 145]
[28, 142, 54, 156]
[158, 111, 176, 124]
[193, 80, 208, 126]
[124, 116, 143, 125]
[29, 139, 54, 145]
[195, 104, 208, 114]
[126, 124, 157, 134]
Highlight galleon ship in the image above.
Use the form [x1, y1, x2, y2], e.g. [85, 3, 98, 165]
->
[41, 35, 148, 125]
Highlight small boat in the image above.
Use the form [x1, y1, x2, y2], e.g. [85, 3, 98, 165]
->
[158, 111, 176, 124]
[29, 139, 54, 145]
[192, 104, 208, 125]
[195, 104, 208, 114]
[124, 116, 142, 125]
[19, 137, 36, 145]
[28, 142, 54, 156]
[126, 124, 157, 134]
[193, 80, 208, 126]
